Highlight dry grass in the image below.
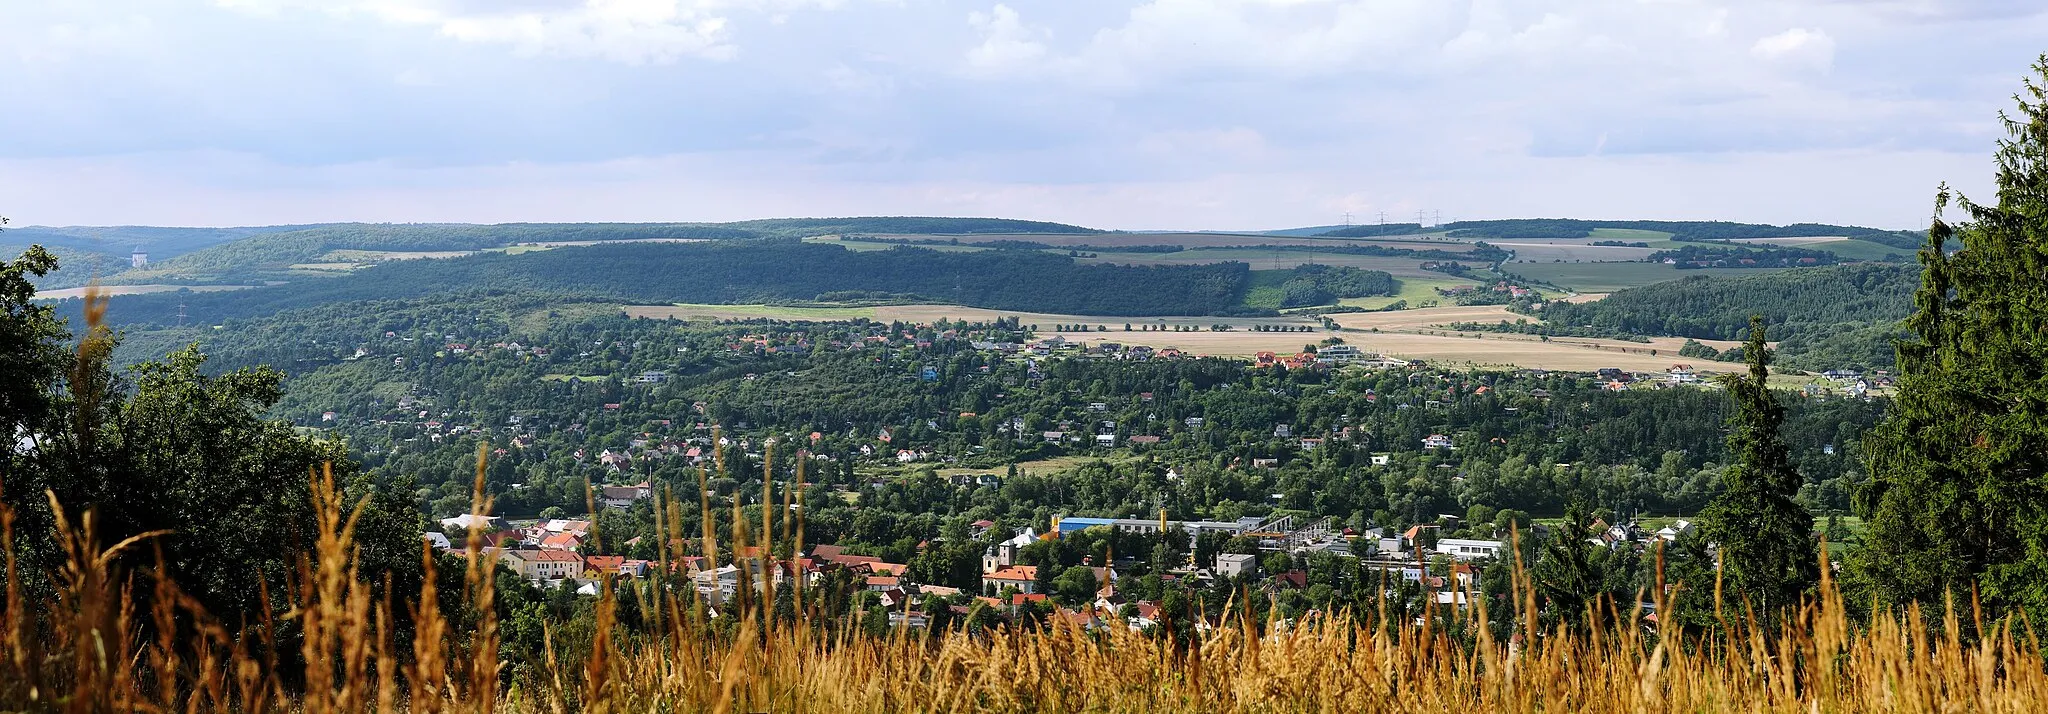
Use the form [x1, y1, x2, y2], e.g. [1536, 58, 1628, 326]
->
[4, 443, 2047, 712]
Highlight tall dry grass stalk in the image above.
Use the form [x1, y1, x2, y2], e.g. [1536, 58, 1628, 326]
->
[2, 435, 2044, 712]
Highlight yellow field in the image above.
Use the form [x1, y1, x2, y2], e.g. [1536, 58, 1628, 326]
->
[622, 301, 1745, 373]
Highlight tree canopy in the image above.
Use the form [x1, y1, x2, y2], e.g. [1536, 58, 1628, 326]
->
[1857, 56, 2048, 617]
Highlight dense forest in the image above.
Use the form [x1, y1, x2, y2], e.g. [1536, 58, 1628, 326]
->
[1276, 265, 1398, 307]
[1648, 244, 1840, 268]
[1523, 264, 1917, 368]
[76, 240, 1257, 326]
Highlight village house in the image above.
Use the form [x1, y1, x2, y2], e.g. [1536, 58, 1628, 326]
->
[983, 566, 1039, 596]
[600, 482, 653, 510]
[500, 549, 582, 582]
[1436, 538, 1504, 562]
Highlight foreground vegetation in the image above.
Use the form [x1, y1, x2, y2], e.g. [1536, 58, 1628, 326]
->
[3, 455, 2044, 713]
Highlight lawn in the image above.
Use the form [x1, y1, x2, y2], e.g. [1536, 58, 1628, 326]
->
[541, 374, 610, 383]
[935, 455, 1108, 478]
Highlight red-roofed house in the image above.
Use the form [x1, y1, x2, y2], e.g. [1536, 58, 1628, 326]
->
[984, 565, 1040, 596]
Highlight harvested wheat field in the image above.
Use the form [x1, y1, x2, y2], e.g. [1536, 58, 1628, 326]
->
[624, 302, 1738, 372]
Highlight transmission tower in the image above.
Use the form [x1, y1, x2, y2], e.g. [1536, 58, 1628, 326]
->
[176, 303, 188, 327]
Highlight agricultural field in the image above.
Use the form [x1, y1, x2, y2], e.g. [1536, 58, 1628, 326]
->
[1334, 276, 1482, 309]
[34, 283, 254, 300]
[620, 300, 1739, 372]
[1508, 262, 1795, 292]
[857, 231, 1470, 251]
[801, 235, 999, 253]
[1081, 249, 1457, 274]
[1491, 242, 1659, 262]
[624, 303, 883, 321]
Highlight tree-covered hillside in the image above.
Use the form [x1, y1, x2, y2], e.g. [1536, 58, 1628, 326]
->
[108, 217, 1101, 283]
[80, 240, 1253, 326]
[1530, 264, 1917, 369]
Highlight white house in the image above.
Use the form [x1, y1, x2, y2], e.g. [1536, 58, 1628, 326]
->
[1215, 553, 1258, 579]
[1436, 538, 1504, 562]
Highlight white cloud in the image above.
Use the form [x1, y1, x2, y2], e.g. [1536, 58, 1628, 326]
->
[1751, 27, 1835, 73]
[964, 4, 1049, 77]
[7, 0, 2048, 230]
[213, 0, 864, 64]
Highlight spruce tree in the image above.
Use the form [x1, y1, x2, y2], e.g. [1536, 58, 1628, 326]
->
[1699, 316, 1816, 614]
[1858, 55, 2048, 615]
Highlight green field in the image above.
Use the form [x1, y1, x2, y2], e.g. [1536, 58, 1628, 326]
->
[1509, 262, 1797, 293]
[1239, 270, 1293, 309]
[1084, 249, 1454, 275]
[634, 302, 883, 320]
[1335, 275, 1481, 309]
[804, 236, 1002, 254]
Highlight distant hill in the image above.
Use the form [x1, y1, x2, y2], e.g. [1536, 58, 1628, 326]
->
[54, 217, 1102, 285]
[1415, 219, 1925, 248]
[726, 216, 1099, 237]
[1253, 225, 1350, 237]
[74, 239, 1254, 326]
[1316, 223, 1430, 238]
[2, 224, 329, 259]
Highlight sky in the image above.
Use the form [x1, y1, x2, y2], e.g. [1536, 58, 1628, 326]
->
[2, 0, 2045, 231]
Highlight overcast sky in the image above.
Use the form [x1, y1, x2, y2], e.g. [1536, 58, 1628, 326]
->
[2, 0, 2043, 230]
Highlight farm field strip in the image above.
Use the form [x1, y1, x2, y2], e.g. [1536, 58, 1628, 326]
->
[35, 284, 255, 300]
[623, 300, 1735, 373]
[856, 231, 1477, 251]
[1082, 250, 1458, 274]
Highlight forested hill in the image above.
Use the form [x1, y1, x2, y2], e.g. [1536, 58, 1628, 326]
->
[725, 216, 1099, 236]
[81, 240, 1251, 326]
[44, 217, 1103, 285]
[1533, 264, 1919, 369]
[1439, 219, 1925, 247]
[1316, 218, 1925, 247]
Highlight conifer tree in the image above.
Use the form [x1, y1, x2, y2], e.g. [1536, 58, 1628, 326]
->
[1699, 316, 1816, 614]
[1859, 55, 2048, 615]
